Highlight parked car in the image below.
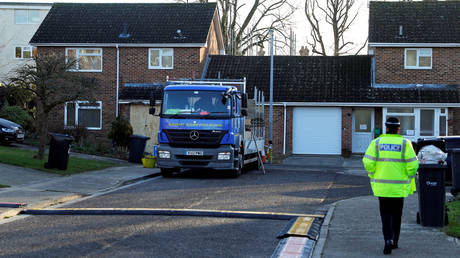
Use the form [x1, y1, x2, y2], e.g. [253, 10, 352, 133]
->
[0, 118, 25, 144]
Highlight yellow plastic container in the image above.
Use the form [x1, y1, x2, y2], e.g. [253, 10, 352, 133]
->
[141, 156, 156, 168]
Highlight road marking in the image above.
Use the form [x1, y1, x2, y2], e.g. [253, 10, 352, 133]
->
[288, 217, 314, 236]
[271, 236, 316, 258]
[0, 202, 26, 208]
[22, 208, 324, 220]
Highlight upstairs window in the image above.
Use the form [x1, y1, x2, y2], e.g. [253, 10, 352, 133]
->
[15, 9, 40, 24]
[405, 48, 432, 69]
[66, 48, 103, 72]
[149, 48, 173, 69]
[15, 46, 37, 59]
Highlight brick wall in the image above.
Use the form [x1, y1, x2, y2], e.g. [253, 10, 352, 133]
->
[374, 47, 460, 137]
[374, 47, 459, 84]
[263, 105, 291, 155]
[449, 108, 460, 135]
[39, 45, 208, 141]
[341, 107, 352, 157]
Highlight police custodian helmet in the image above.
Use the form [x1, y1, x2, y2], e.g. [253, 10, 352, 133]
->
[385, 117, 400, 127]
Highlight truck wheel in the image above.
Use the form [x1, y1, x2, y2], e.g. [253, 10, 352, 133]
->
[232, 153, 243, 178]
[161, 168, 177, 178]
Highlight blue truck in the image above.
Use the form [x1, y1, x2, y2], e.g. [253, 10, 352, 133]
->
[150, 79, 265, 177]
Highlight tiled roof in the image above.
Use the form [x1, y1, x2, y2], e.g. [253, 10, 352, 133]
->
[204, 55, 459, 104]
[30, 3, 216, 44]
[369, 1, 460, 44]
[119, 84, 163, 101]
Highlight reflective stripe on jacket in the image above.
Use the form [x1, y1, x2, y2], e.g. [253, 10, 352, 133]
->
[362, 134, 419, 197]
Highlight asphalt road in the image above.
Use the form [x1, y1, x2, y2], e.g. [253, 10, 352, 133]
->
[0, 166, 371, 257]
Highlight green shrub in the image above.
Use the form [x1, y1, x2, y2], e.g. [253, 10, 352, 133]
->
[64, 124, 88, 147]
[108, 117, 133, 150]
[0, 105, 33, 130]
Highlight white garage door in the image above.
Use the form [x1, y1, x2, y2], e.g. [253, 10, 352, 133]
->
[293, 107, 342, 154]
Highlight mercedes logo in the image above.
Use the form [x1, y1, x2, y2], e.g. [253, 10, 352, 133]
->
[190, 130, 200, 141]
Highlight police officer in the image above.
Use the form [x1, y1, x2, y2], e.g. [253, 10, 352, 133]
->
[362, 117, 419, 255]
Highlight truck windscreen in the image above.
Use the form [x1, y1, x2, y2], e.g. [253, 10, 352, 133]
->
[162, 90, 231, 118]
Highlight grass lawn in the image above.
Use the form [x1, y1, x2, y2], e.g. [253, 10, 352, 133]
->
[445, 198, 460, 238]
[0, 145, 118, 175]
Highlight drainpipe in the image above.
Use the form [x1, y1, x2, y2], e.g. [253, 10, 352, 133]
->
[283, 102, 286, 155]
[116, 44, 120, 118]
[371, 56, 376, 86]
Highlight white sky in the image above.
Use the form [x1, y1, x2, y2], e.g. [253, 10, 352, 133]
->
[5, 0, 375, 55]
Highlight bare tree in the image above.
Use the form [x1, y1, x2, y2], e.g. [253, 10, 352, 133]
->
[195, 0, 296, 55]
[304, 0, 367, 56]
[6, 53, 99, 160]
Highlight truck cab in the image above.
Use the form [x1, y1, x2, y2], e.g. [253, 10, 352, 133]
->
[153, 80, 264, 177]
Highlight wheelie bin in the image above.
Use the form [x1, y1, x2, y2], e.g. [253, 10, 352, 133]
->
[416, 164, 447, 227]
[416, 138, 451, 182]
[44, 133, 74, 170]
[128, 134, 150, 163]
[449, 148, 460, 196]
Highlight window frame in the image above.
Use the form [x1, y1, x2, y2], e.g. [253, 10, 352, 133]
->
[148, 48, 174, 70]
[15, 46, 37, 59]
[65, 48, 103, 72]
[404, 48, 432, 70]
[64, 101, 103, 130]
[383, 107, 448, 141]
[14, 9, 40, 24]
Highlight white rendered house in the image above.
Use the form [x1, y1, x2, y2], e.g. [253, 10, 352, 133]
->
[0, 2, 51, 81]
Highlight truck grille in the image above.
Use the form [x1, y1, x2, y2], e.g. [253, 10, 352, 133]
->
[164, 129, 226, 148]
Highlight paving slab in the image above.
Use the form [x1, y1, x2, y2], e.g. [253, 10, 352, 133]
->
[319, 194, 460, 258]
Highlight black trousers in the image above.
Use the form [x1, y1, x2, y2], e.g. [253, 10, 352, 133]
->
[378, 197, 404, 243]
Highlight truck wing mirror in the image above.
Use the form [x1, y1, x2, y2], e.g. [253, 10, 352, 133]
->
[221, 93, 229, 105]
[149, 107, 156, 115]
[242, 93, 248, 108]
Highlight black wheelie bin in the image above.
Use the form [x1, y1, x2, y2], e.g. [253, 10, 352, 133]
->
[416, 138, 451, 182]
[449, 148, 460, 196]
[128, 134, 150, 163]
[44, 133, 74, 170]
[416, 164, 448, 227]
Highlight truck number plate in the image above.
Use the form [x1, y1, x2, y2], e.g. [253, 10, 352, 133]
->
[186, 151, 203, 156]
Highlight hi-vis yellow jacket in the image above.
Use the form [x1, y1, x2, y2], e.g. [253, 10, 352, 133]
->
[362, 134, 419, 197]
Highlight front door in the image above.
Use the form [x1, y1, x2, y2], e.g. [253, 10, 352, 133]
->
[352, 108, 374, 153]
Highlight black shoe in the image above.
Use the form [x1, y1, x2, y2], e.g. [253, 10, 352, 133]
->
[391, 242, 398, 249]
[383, 240, 393, 255]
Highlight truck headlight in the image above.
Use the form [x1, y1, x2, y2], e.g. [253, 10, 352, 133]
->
[158, 150, 170, 159]
[217, 152, 231, 160]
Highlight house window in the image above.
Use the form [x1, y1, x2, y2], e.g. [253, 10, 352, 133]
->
[66, 48, 103, 72]
[15, 46, 37, 59]
[405, 48, 432, 69]
[149, 48, 173, 69]
[65, 101, 102, 130]
[15, 9, 40, 24]
[384, 107, 448, 140]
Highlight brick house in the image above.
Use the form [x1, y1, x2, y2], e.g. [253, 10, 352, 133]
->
[203, 0, 460, 156]
[368, 1, 460, 146]
[29, 3, 224, 150]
